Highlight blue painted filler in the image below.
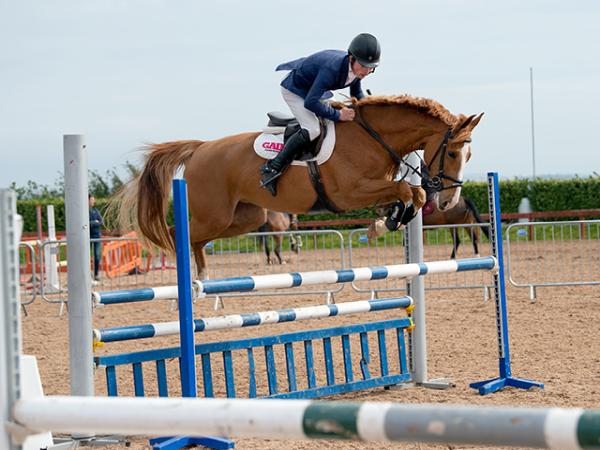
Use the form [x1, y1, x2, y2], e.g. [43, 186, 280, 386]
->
[327, 305, 339, 316]
[240, 313, 262, 327]
[369, 297, 411, 311]
[276, 309, 297, 322]
[193, 319, 205, 332]
[418, 263, 429, 275]
[201, 277, 256, 294]
[335, 269, 356, 283]
[290, 273, 302, 286]
[456, 256, 496, 271]
[98, 288, 156, 304]
[369, 267, 388, 280]
[97, 324, 156, 343]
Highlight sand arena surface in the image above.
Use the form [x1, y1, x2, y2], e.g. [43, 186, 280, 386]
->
[21, 242, 600, 450]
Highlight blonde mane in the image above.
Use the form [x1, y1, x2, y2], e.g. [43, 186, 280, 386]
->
[351, 94, 458, 127]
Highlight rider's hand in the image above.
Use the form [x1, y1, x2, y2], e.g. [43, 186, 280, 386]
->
[339, 108, 355, 122]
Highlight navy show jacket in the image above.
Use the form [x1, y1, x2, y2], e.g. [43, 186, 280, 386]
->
[89, 207, 104, 238]
[277, 49, 365, 122]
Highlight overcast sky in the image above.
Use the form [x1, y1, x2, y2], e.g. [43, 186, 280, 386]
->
[2, 0, 599, 188]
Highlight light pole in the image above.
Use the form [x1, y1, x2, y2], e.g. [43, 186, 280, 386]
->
[530, 67, 536, 180]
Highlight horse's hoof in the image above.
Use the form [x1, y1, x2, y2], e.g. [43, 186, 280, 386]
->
[367, 219, 388, 241]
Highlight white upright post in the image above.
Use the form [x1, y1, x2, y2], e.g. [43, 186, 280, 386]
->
[404, 152, 427, 384]
[63, 136, 94, 439]
[0, 189, 22, 450]
[44, 205, 60, 292]
[405, 152, 451, 389]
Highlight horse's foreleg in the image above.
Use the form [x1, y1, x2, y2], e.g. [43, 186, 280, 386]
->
[410, 185, 427, 209]
[450, 228, 460, 259]
[351, 179, 425, 210]
[274, 235, 284, 264]
[471, 227, 481, 257]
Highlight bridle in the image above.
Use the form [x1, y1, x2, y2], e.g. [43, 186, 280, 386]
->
[421, 128, 466, 192]
[354, 108, 465, 192]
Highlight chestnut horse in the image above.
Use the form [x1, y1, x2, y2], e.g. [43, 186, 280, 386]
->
[258, 211, 300, 265]
[116, 95, 483, 278]
[423, 197, 490, 258]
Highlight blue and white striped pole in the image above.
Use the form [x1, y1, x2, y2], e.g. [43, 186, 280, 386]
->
[94, 257, 497, 305]
[93, 297, 414, 343]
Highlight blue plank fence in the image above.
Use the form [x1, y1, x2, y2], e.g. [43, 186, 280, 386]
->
[95, 318, 412, 400]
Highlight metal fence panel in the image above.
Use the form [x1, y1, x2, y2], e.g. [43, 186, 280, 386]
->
[18, 242, 37, 306]
[506, 219, 600, 299]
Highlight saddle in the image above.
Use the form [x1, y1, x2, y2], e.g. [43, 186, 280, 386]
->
[255, 112, 341, 213]
[265, 111, 327, 161]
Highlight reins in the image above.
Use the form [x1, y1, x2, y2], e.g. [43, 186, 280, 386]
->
[353, 106, 463, 192]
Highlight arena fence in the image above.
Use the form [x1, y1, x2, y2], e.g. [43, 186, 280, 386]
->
[506, 219, 600, 300]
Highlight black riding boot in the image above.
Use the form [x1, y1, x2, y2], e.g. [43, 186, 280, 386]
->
[260, 128, 311, 196]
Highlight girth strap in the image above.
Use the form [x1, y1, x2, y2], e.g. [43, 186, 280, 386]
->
[306, 161, 344, 214]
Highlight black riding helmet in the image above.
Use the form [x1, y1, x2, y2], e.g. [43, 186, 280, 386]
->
[348, 33, 381, 68]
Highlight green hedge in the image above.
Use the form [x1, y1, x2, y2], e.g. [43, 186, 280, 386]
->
[299, 177, 600, 222]
[18, 177, 600, 233]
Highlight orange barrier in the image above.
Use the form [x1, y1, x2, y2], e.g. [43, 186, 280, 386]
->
[101, 233, 143, 279]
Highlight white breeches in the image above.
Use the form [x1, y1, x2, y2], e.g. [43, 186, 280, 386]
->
[281, 86, 321, 140]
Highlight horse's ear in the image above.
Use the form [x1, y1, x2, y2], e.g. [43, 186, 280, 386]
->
[454, 112, 484, 132]
[454, 114, 476, 132]
[469, 113, 484, 130]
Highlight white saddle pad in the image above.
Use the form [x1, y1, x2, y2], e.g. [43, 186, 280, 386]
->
[253, 120, 336, 166]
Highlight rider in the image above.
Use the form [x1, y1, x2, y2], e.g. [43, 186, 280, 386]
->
[260, 33, 381, 196]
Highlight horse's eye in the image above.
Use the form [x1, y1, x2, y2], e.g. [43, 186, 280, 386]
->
[448, 151, 457, 159]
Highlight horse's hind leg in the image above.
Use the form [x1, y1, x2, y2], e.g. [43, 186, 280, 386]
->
[262, 235, 273, 265]
[450, 227, 460, 259]
[191, 241, 209, 280]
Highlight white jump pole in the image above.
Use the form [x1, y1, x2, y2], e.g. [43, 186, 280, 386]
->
[43, 205, 60, 293]
[63, 135, 94, 439]
[12, 396, 600, 449]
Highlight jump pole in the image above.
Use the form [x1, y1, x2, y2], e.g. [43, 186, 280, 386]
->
[12, 397, 600, 449]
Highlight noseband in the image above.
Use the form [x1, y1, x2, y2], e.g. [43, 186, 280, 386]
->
[354, 110, 464, 193]
[423, 129, 464, 192]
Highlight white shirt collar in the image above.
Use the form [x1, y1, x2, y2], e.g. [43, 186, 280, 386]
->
[345, 61, 357, 86]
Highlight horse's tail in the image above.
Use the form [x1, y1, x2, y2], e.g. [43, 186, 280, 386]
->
[464, 197, 490, 239]
[113, 140, 204, 252]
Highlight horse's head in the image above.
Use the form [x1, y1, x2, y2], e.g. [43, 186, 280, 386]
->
[424, 112, 484, 211]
